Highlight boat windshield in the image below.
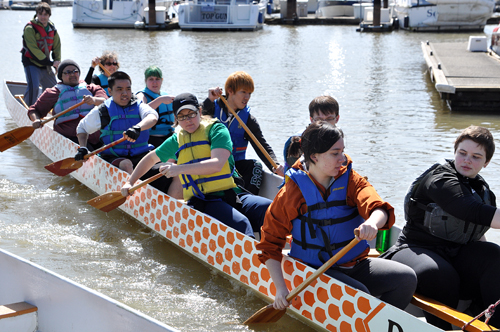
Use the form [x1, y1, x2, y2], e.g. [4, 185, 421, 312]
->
[395, 0, 432, 7]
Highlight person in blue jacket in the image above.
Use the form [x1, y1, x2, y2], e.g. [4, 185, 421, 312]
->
[136, 65, 175, 148]
[203, 71, 284, 195]
[283, 95, 340, 172]
[84, 51, 120, 97]
[75, 71, 173, 195]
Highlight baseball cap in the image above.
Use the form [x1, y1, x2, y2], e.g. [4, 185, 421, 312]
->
[173, 93, 199, 116]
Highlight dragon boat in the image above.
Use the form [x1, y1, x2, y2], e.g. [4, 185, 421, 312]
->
[3, 80, 497, 332]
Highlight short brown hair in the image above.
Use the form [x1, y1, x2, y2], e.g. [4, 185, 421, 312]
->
[454, 125, 495, 162]
[225, 71, 254, 95]
[309, 96, 339, 118]
[36, 2, 51, 16]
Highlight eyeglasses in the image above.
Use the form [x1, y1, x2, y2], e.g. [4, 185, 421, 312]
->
[313, 116, 337, 123]
[104, 62, 118, 66]
[62, 69, 79, 76]
[177, 111, 198, 121]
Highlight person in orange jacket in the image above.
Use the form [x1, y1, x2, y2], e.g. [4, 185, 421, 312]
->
[256, 121, 417, 311]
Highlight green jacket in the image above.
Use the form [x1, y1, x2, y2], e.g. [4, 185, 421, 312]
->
[22, 18, 61, 68]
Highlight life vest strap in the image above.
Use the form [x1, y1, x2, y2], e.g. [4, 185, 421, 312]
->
[176, 140, 210, 159]
[307, 200, 346, 211]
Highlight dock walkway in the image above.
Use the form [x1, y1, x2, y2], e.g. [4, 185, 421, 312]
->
[422, 41, 500, 111]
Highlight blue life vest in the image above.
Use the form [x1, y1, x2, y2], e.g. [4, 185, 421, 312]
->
[283, 130, 304, 172]
[288, 164, 368, 268]
[99, 98, 153, 157]
[97, 74, 110, 97]
[213, 99, 250, 161]
[53, 82, 94, 125]
[139, 87, 174, 137]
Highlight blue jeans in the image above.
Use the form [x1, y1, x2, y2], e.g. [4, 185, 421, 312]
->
[193, 192, 271, 238]
[24, 65, 57, 106]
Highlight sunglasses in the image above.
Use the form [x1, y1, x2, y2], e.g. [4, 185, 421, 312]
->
[104, 62, 118, 66]
[62, 69, 79, 76]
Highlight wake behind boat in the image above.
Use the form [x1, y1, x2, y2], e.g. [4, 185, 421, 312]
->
[0, 247, 179, 332]
[3, 80, 494, 332]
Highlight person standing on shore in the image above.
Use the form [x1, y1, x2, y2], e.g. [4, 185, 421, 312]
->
[21, 2, 61, 106]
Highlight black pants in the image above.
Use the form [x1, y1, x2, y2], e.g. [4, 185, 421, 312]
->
[389, 241, 500, 329]
[235, 159, 263, 195]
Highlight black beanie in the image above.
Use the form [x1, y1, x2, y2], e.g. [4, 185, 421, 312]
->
[57, 59, 80, 80]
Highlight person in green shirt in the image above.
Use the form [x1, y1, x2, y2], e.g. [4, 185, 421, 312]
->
[120, 93, 271, 238]
[21, 2, 61, 106]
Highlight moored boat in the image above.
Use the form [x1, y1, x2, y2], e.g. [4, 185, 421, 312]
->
[177, 0, 266, 31]
[0, 247, 179, 332]
[394, 0, 495, 31]
[72, 0, 172, 28]
[3, 80, 486, 332]
[316, 0, 371, 18]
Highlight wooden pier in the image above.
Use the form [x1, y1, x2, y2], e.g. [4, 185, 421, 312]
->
[422, 41, 500, 112]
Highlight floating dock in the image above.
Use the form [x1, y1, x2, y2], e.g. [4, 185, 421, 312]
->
[422, 40, 500, 112]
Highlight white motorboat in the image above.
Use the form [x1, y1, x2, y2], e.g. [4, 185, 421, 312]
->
[72, 0, 172, 28]
[316, 0, 371, 18]
[177, 0, 266, 31]
[394, 0, 494, 31]
[0, 247, 179, 332]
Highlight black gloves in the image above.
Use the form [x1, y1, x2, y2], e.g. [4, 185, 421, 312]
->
[125, 125, 141, 140]
[75, 147, 89, 161]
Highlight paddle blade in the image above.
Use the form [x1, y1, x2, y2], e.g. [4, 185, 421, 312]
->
[44, 158, 84, 176]
[0, 126, 35, 152]
[243, 304, 286, 325]
[87, 192, 127, 212]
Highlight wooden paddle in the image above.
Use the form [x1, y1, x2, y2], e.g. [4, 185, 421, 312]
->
[98, 62, 112, 77]
[244, 229, 361, 324]
[15, 95, 29, 110]
[0, 100, 86, 152]
[87, 172, 164, 213]
[44, 137, 127, 176]
[218, 95, 279, 170]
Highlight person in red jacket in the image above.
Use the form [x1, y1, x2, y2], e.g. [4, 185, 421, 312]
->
[22, 2, 61, 106]
[28, 59, 106, 150]
[256, 121, 417, 311]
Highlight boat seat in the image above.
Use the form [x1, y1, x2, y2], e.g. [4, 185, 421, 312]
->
[0, 302, 37, 320]
[411, 293, 499, 332]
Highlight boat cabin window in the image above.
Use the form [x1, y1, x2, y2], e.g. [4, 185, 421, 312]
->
[103, 0, 113, 10]
[396, 0, 432, 7]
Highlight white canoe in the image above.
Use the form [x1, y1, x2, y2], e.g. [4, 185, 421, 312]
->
[0, 247, 179, 332]
[3, 80, 445, 332]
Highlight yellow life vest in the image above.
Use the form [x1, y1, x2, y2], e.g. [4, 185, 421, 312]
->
[177, 118, 236, 201]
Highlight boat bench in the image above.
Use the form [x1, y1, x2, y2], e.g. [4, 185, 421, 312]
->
[0, 302, 38, 332]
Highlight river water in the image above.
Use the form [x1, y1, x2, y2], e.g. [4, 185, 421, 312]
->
[1, 7, 500, 331]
